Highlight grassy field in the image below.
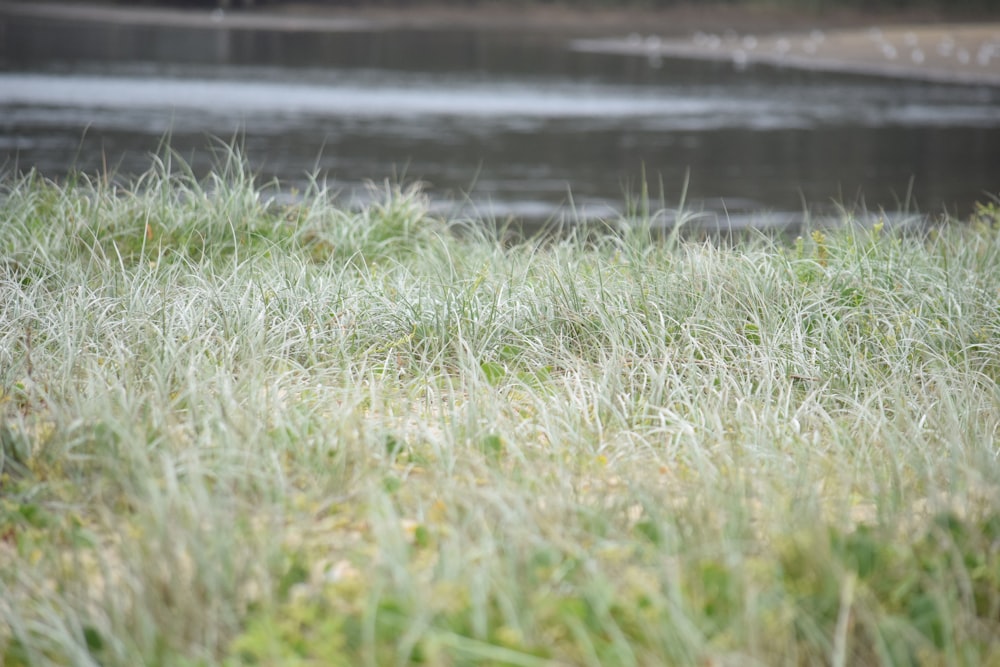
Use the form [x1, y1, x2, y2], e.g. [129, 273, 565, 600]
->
[2, 153, 999, 666]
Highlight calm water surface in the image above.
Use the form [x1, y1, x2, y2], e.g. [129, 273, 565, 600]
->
[2, 13, 999, 226]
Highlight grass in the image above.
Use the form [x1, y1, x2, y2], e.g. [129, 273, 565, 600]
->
[1, 151, 999, 667]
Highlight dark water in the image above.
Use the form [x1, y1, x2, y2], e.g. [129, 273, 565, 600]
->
[2, 12, 1000, 227]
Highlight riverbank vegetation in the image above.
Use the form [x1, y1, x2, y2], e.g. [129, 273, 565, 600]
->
[2, 153, 999, 666]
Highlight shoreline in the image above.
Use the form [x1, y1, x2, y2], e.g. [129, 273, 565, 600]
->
[0, 0, 985, 35]
[574, 24, 1000, 88]
[2, 1, 999, 86]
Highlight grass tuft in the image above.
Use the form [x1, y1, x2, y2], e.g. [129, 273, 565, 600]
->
[2, 153, 999, 666]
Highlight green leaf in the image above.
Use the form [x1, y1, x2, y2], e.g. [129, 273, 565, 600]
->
[83, 626, 104, 653]
[480, 434, 504, 461]
[480, 361, 505, 386]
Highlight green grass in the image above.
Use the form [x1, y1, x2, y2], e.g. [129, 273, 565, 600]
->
[2, 153, 999, 667]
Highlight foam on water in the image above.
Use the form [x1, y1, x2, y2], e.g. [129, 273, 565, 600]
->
[3, 71, 998, 132]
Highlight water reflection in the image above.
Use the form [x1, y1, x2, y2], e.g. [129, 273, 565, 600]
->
[1, 13, 999, 223]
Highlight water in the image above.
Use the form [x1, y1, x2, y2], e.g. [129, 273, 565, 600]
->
[2, 11, 999, 226]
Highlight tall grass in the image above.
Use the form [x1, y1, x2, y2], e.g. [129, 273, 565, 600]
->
[2, 152, 999, 666]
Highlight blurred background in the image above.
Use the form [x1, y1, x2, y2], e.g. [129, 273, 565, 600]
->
[1, 0, 999, 229]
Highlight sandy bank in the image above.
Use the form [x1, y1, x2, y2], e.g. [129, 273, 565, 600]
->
[575, 23, 1000, 87]
[2, 1, 998, 85]
[0, 0, 970, 35]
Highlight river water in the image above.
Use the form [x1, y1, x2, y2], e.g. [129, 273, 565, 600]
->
[2, 11, 999, 228]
